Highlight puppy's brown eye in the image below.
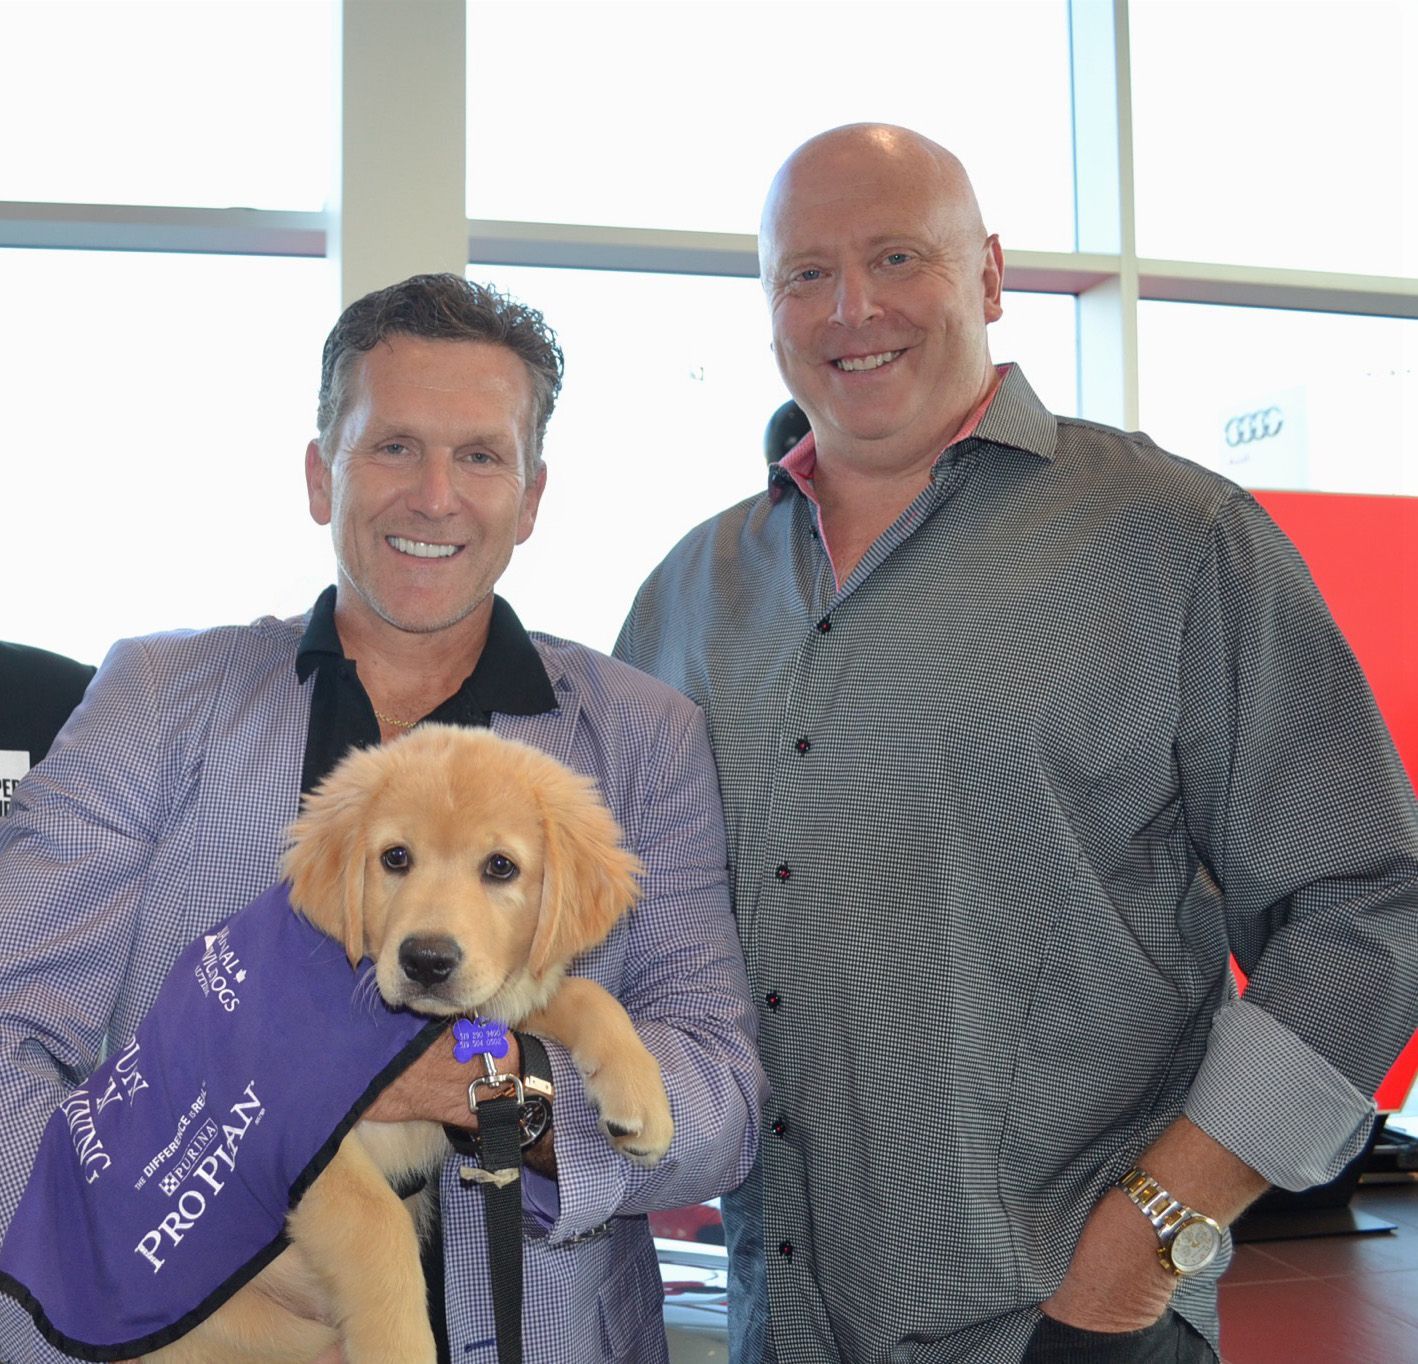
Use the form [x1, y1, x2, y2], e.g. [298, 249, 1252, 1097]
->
[380, 846, 411, 873]
[483, 854, 518, 882]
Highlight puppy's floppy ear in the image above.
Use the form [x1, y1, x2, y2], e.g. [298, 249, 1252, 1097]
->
[529, 767, 643, 978]
[282, 745, 382, 966]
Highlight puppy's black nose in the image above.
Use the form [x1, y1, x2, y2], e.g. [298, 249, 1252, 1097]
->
[399, 935, 462, 988]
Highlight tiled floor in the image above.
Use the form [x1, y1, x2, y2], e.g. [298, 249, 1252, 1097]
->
[1219, 1178, 1418, 1363]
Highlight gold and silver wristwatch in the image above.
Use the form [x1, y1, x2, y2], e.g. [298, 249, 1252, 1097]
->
[1116, 1167, 1223, 1277]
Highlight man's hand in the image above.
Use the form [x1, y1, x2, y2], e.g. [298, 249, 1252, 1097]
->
[1039, 1185, 1177, 1331]
[364, 1028, 522, 1128]
[362, 1029, 557, 1175]
[1042, 1116, 1268, 1332]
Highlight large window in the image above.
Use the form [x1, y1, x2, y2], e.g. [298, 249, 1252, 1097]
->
[466, 0, 1076, 248]
[4, 0, 1410, 669]
[1, 0, 339, 667]
[1, 0, 335, 211]
[1130, 0, 1416, 277]
[1, 248, 335, 665]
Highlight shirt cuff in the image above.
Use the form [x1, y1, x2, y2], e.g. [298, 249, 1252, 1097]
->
[1184, 997, 1377, 1191]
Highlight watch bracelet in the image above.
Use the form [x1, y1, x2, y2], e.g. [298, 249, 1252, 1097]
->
[1117, 1166, 1223, 1277]
[1120, 1168, 1190, 1234]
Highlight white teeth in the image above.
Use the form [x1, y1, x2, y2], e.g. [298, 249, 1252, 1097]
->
[389, 536, 458, 559]
[835, 350, 902, 372]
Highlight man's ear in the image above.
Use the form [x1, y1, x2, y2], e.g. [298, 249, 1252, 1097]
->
[982, 234, 1004, 324]
[306, 439, 333, 527]
[516, 461, 547, 546]
[283, 746, 381, 965]
[528, 766, 642, 978]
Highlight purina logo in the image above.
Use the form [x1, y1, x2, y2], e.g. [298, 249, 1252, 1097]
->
[133, 1087, 209, 1194]
[194, 927, 248, 1013]
[158, 1120, 219, 1196]
[133, 1084, 266, 1274]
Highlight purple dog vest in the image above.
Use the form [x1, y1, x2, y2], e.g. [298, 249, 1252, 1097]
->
[0, 882, 442, 1360]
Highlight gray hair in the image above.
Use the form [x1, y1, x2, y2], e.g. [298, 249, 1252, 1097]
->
[316, 273, 564, 469]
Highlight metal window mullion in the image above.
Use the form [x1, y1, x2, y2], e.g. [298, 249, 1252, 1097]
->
[467, 220, 761, 279]
[1139, 259, 1418, 319]
[464, 216, 1418, 319]
[0, 202, 325, 257]
[1070, 0, 1138, 430]
[333, 0, 467, 306]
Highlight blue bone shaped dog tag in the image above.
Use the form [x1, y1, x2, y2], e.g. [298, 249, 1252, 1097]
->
[453, 1016, 509, 1061]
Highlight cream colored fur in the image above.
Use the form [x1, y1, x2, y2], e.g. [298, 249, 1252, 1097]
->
[147, 725, 671, 1364]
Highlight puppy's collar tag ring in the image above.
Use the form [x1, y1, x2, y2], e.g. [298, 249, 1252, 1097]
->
[453, 1015, 509, 1061]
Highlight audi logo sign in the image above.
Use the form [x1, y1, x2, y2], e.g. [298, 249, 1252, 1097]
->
[1224, 407, 1285, 446]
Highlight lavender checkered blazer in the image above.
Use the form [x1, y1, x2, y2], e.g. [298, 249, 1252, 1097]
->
[0, 608, 764, 1363]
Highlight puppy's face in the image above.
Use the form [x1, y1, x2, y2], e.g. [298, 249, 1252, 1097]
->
[282, 725, 642, 1024]
[360, 773, 543, 1017]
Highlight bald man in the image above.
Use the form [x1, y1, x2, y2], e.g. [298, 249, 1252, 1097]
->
[618, 125, 1418, 1363]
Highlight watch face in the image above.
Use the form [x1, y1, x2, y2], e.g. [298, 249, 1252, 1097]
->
[1169, 1217, 1222, 1274]
[518, 1095, 553, 1149]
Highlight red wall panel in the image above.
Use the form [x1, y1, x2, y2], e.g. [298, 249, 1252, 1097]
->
[1253, 490, 1417, 1111]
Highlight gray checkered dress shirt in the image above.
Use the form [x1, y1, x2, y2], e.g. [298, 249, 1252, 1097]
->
[0, 610, 763, 1363]
[617, 365, 1418, 1364]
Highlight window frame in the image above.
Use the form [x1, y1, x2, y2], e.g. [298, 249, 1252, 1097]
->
[3, 0, 1412, 434]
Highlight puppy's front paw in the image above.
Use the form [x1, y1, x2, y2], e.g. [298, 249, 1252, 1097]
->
[583, 1054, 673, 1166]
[601, 1093, 673, 1166]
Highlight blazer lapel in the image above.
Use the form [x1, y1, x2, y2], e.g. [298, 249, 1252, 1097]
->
[490, 644, 579, 766]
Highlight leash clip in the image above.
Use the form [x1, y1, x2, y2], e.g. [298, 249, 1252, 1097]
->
[468, 1051, 525, 1113]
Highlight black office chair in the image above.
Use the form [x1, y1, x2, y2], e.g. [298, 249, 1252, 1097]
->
[764, 399, 811, 463]
[0, 641, 96, 770]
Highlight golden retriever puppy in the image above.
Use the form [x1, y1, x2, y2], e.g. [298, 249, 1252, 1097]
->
[150, 724, 672, 1364]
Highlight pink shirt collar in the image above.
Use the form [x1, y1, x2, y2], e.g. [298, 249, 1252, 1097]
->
[777, 363, 1010, 498]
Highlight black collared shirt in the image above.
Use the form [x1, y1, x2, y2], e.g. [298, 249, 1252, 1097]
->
[294, 585, 558, 794]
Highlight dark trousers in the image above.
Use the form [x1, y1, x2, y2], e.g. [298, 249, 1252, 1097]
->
[1022, 1311, 1217, 1363]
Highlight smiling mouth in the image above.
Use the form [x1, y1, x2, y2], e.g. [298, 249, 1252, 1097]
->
[834, 350, 903, 372]
[388, 536, 460, 559]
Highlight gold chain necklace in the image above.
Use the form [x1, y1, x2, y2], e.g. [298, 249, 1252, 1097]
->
[372, 706, 420, 731]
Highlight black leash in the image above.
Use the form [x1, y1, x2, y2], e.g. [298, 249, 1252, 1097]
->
[443, 1030, 553, 1364]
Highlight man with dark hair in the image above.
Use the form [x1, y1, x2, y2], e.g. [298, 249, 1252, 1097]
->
[0, 274, 762, 1363]
[315, 271, 565, 465]
[618, 126, 1418, 1363]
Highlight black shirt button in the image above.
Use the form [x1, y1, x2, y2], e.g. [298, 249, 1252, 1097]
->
[772, 1118, 787, 1137]
[815, 616, 831, 634]
[765, 991, 781, 1010]
[795, 737, 812, 754]
[809, 525, 820, 540]
[775, 864, 792, 881]
[778, 1241, 794, 1259]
